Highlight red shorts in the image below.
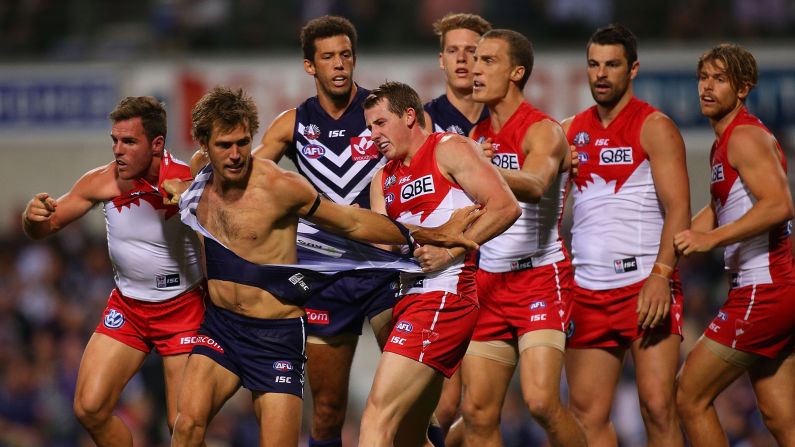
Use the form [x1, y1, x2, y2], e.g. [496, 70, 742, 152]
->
[385, 291, 478, 378]
[472, 261, 572, 342]
[95, 285, 207, 355]
[567, 276, 683, 349]
[704, 282, 795, 358]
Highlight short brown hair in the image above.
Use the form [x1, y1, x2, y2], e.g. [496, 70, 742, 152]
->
[433, 13, 492, 50]
[300, 15, 358, 62]
[698, 43, 758, 96]
[363, 81, 426, 128]
[109, 96, 167, 143]
[191, 87, 259, 147]
[588, 23, 638, 68]
[481, 29, 534, 91]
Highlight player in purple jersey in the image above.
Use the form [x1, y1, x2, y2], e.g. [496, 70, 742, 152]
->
[251, 16, 397, 447]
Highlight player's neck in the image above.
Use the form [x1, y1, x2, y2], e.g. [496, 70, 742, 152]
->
[445, 86, 484, 124]
[486, 89, 524, 133]
[710, 101, 745, 139]
[143, 156, 162, 186]
[402, 127, 431, 166]
[595, 88, 633, 127]
[317, 83, 357, 119]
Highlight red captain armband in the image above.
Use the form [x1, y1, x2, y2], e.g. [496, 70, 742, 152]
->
[651, 262, 674, 280]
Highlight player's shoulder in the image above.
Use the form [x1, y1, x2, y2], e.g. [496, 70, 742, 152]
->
[74, 161, 123, 201]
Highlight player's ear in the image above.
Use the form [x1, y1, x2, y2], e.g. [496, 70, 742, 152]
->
[151, 135, 165, 155]
[405, 107, 417, 128]
[510, 65, 525, 84]
[304, 59, 316, 76]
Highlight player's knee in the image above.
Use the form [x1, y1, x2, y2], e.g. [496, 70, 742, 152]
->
[172, 412, 207, 443]
[639, 390, 676, 428]
[311, 400, 345, 439]
[675, 379, 702, 418]
[523, 390, 560, 426]
[73, 393, 113, 428]
[461, 398, 500, 431]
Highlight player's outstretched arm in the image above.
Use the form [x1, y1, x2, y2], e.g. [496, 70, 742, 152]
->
[252, 108, 297, 162]
[22, 164, 114, 239]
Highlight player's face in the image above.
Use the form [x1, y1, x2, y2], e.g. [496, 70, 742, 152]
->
[439, 28, 480, 93]
[305, 35, 356, 102]
[587, 44, 638, 108]
[365, 99, 410, 161]
[698, 59, 747, 121]
[205, 123, 253, 185]
[472, 37, 516, 104]
[111, 117, 160, 181]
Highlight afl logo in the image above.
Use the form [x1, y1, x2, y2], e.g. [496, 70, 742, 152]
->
[572, 131, 590, 147]
[103, 309, 125, 329]
[384, 193, 395, 205]
[395, 320, 413, 333]
[273, 361, 293, 372]
[303, 124, 321, 140]
[301, 144, 326, 159]
[384, 175, 397, 189]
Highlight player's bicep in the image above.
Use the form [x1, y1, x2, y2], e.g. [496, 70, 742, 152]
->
[520, 120, 568, 184]
[369, 168, 387, 215]
[642, 114, 690, 208]
[729, 127, 792, 204]
[253, 109, 296, 161]
[49, 169, 107, 229]
[438, 137, 513, 206]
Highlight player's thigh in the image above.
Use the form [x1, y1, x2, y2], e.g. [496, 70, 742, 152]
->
[253, 391, 303, 447]
[306, 339, 357, 396]
[177, 353, 241, 423]
[631, 333, 681, 402]
[367, 352, 442, 417]
[369, 307, 394, 349]
[461, 343, 516, 413]
[676, 338, 746, 408]
[749, 351, 795, 422]
[565, 347, 624, 416]
[162, 353, 190, 425]
[75, 332, 148, 408]
[518, 334, 566, 402]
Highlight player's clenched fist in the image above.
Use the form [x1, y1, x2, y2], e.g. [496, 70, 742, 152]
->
[24, 192, 57, 222]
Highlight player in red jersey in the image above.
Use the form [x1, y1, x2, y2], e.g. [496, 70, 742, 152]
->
[560, 24, 690, 447]
[674, 43, 795, 447]
[361, 81, 520, 447]
[22, 97, 206, 447]
[448, 29, 585, 447]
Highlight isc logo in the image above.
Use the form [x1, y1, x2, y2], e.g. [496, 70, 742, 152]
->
[275, 376, 292, 383]
[390, 336, 407, 345]
[273, 361, 293, 372]
[711, 163, 724, 183]
[491, 153, 520, 170]
[530, 314, 547, 322]
[329, 129, 346, 137]
[599, 147, 633, 165]
[400, 175, 435, 202]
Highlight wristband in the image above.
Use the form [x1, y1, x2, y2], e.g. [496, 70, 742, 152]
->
[651, 262, 674, 279]
[445, 249, 456, 261]
[649, 272, 671, 281]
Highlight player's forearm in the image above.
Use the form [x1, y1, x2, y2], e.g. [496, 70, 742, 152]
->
[708, 198, 793, 248]
[448, 199, 520, 257]
[690, 204, 717, 233]
[656, 203, 691, 267]
[315, 206, 409, 245]
[498, 169, 546, 203]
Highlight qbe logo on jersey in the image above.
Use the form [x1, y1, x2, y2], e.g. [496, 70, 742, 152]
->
[491, 153, 520, 170]
[599, 147, 633, 165]
[351, 136, 379, 161]
[400, 175, 435, 203]
[711, 163, 724, 184]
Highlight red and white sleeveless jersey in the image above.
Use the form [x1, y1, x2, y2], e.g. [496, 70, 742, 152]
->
[710, 107, 795, 287]
[472, 102, 568, 272]
[382, 133, 477, 298]
[104, 152, 203, 302]
[567, 97, 662, 290]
